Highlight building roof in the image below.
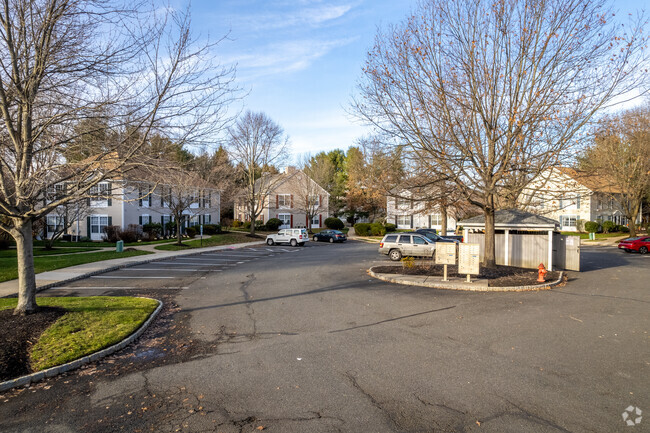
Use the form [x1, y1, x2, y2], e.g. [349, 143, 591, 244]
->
[460, 209, 559, 230]
[554, 167, 621, 194]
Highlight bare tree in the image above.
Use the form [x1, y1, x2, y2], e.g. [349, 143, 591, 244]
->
[353, 0, 648, 267]
[294, 159, 329, 232]
[39, 197, 92, 249]
[156, 168, 219, 246]
[579, 105, 650, 236]
[0, 1, 239, 314]
[229, 111, 290, 236]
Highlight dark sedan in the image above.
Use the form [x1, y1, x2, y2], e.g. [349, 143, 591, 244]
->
[312, 230, 347, 243]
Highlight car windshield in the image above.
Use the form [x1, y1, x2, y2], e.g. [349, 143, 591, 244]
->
[624, 237, 641, 241]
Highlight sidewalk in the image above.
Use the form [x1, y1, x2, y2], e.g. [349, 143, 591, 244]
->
[0, 240, 265, 298]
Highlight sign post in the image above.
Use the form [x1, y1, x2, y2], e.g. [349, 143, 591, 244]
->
[435, 243, 457, 281]
[200, 224, 203, 247]
[458, 243, 480, 283]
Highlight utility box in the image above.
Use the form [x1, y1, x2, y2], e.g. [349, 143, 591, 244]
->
[116, 240, 124, 253]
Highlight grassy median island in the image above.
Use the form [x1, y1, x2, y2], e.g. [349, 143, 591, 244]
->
[154, 231, 261, 251]
[0, 297, 159, 381]
[0, 250, 152, 283]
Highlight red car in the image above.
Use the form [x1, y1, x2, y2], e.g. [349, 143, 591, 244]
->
[618, 236, 650, 254]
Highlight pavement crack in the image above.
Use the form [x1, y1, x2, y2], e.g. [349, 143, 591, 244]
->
[239, 273, 258, 338]
[344, 371, 399, 429]
[329, 306, 456, 333]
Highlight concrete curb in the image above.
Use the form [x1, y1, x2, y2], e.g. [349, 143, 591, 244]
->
[22, 241, 265, 295]
[0, 297, 163, 393]
[368, 267, 565, 292]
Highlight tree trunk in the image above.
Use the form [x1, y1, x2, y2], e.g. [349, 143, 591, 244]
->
[249, 212, 256, 236]
[176, 219, 183, 245]
[628, 199, 641, 237]
[440, 205, 448, 236]
[483, 200, 496, 268]
[13, 219, 38, 315]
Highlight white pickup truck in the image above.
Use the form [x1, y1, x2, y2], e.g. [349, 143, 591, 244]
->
[265, 228, 309, 247]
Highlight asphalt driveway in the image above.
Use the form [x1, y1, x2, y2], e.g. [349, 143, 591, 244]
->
[0, 241, 647, 432]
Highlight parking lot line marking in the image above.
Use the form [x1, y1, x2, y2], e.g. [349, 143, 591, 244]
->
[51, 286, 190, 290]
[200, 254, 262, 258]
[171, 257, 242, 262]
[151, 262, 215, 266]
[122, 268, 202, 272]
[91, 276, 176, 279]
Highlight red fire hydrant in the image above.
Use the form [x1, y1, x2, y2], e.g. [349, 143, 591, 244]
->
[537, 263, 548, 282]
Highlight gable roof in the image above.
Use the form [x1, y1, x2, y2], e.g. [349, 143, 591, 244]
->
[553, 167, 621, 194]
[460, 209, 559, 230]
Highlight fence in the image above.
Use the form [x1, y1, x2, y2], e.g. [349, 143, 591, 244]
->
[466, 232, 580, 271]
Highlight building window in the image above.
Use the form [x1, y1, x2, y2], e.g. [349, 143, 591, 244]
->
[560, 215, 577, 228]
[90, 215, 109, 235]
[431, 213, 442, 226]
[309, 195, 320, 206]
[397, 215, 411, 227]
[278, 194, 291, 208]
[575, 194, 580, 210]
[140, 214, 151, 225]
[203, 191, 212, 208]
[46, 215, 64, 235]
[90, 182, 109, 207]
[312, 215, 319, 226]
[278, 213, 291, 227]
[396, 197, 410, 207]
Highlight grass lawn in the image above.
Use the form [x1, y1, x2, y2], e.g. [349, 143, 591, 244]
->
[0, 250, 152, 283]
[0, 247, 101, 258]
[561, 231, 629, 240]
[0, 297, 158, 371]
[154, 231, 261, 251]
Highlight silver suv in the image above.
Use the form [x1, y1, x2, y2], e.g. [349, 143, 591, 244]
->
[378, 233, 435, 261]
[266, 228, 309, 247]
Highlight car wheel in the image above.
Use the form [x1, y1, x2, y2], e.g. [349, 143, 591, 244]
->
[640, 246, 648, 254]
[389, 249, 402, 261]
[329, 237, 334, 243]
[290, 239, 298, 247]
[299, 242, 305, 247]
[313, 236, 318, 242]
[266, 238, 274, 246]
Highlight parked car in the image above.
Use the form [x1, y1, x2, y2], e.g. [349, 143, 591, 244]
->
[313, 230, 347, 243]
[266, 228, 309, 247]
[618, 236, 650, 254]
[378, 233, 436, 261]
[415, 228, 463, 243]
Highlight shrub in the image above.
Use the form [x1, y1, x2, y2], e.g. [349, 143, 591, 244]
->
[602, 220, 616, 233]
[243, 221, 251, 230]
[370, 222, 386, 236]
[102, 225, 122, 243]
[576, 219, 586, 233]
[324, 217, 344, 230]
[254, 220, 265, 230]
[265, 218, 283, 231]
[221, 218, 232, 229]
[232, 220, 242, 228]
[185, 226, 197, 238]
[354, 222, 371, 236]
[164, 221, 177, 237]
[203, 224, 221, 235]
[143, 223, 163, 240]
[402, 256, 415, 269]
[584, 221, 599, 233]
[617, 224, 630, 233]
[384, 223, 397, 233]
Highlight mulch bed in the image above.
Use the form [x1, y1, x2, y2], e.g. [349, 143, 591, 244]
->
[372, 264, 560, 287]
[0, 307, 66, 381]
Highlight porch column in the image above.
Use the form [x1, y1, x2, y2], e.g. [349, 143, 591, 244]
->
[504, 229, 510, 266]
[547, 230, 554, 271]
[463, 228, 469, 243]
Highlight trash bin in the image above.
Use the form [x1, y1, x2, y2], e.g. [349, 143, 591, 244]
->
[589, 232, 595, 241]
[116, 240, 124, 253]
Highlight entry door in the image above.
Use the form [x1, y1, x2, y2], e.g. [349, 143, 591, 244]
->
[279, 214, 291, 229]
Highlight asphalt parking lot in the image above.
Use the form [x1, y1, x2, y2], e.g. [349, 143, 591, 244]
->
[0, 241, 648, 433]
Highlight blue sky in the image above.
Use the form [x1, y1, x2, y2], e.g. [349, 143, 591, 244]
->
[181, 0, 646, 160]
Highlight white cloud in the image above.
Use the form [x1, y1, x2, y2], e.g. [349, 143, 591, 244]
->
[227, 3, 353, 31]
[226, 38, 356, 79]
